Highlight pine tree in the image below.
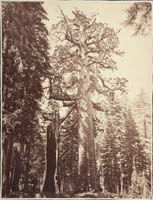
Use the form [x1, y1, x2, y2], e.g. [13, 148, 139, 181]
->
[116, 108, 149, 197]
[2, 2, 50, 197]
[131, 89, 151, 182]
[97, 99, 125, 194]
[96, 98, 149, 197]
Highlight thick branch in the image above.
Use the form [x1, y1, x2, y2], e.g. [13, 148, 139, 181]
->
[92, 102, 105, 112]
[85, 49, 102, 55]
[65, 32, 81, 49]
[42, 104, 76, 124]
[42, 114, 50, 121]
[60, 104, 76, 124]
[63, 101, 76, 107]
[61, 119, 78, 131]
[98, 73, 127, 92]
[94, 84, 109, 96]
[97, 74, 113, 91]
[49, 94, 78, 101]
[88, 61, 113, 70]
[93, 72, 127, 96]
[92, 75, 109, 96]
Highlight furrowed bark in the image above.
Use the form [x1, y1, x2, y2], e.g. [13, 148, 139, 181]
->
[42, 122, 56, 196]
[76, 60, 99, 192]
[77, 93, 99, 192]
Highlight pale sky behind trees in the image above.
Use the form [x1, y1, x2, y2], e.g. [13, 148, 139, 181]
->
[43, 0, 152, 101]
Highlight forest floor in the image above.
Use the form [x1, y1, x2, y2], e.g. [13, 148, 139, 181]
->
[8, 191, 122, 198]
[61, 192, 122, 198]
[62, 192, 116, 198]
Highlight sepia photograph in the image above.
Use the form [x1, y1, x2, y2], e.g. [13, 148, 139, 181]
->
[1, 0, 152, 198]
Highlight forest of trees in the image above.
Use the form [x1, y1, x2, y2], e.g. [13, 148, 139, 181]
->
[2, 1, 152, 198]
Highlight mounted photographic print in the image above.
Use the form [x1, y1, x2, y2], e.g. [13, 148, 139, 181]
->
[1, 0, 152, 199]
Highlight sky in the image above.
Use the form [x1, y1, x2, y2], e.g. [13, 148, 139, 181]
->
[43, 0, 152, 101]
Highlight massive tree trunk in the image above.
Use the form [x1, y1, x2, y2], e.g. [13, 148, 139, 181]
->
[77, 94, 99, 192]
[42, 122, 56, 196]
[77, 64, 99, 192]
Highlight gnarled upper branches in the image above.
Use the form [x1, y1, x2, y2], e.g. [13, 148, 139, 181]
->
[48, 8, 127, 112]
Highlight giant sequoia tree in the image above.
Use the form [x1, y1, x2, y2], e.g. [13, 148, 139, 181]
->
[48, 9, 127, 192]
[2, 2, 50, 196]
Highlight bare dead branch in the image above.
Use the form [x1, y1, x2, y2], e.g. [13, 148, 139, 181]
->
[58, 7, 81, 49]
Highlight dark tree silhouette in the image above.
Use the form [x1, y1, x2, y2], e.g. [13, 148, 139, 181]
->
[42, 121, 56, 196]
[2, 2, 50, 197]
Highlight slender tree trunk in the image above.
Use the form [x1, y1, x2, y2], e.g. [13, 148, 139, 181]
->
[120, 171, 124, 195]
[10, 146, 21, 193]
[2, 137, 9, 196]
[24, 137, 32, 193]
[144, 119, 147, 139]
[2, 130, 14, 197]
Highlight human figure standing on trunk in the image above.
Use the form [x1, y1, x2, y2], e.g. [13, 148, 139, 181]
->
[42, 115, 56, 197]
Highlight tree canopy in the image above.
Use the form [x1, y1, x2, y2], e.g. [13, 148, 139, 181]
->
[124, 2, 151, 35]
